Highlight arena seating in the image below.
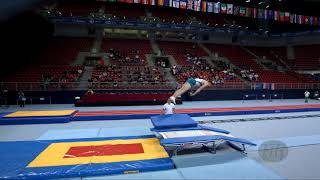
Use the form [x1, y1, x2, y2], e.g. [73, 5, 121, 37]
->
[91, 65, 170, 90]
[36, 37, 93, 65]
[246, 47, 288, 68]
[293, 45, 320, 70]
[157, 41, 207, 66]
[102, 38, 152, 66]
[207, 44, 263, 70]
[5, 66, 84, 81]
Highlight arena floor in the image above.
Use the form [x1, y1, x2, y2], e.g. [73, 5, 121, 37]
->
[0, 99, 320, 179]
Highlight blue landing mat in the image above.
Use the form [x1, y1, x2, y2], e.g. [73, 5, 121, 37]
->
[151, 114, 197, 130]
[0, 136, 173, 180]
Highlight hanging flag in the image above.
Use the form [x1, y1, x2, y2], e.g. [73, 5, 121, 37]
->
[284, 12, 290, 21]
[304, 16, 310, 25]
[289, 14, 296, 23]
[239, 7, 246, 16]
[310, 16, 314, 25]
[264, 9, 268, 20]
[180, 0, 187, 9]
[227, 4, 233, 14]
[297, 15, 304, 24]
[158, 0, 164, 5]
[187, 0, 193, 10]
[253, 8, 258, 18]
[220, 3, 227, 14]
[172, 0, 179, 8]
[164, 0, 170, 6]
[173, 0, 179, 8]
[268, 10, 274, 20]
[246, 7, 252, 17]
[314, 17, 318, 26]
[150, 0, 156, 5]
[207, 2, 213, 12]
[194, 0, 201, 11]
[213, 2, 220, 13]
[233, 6, 240, 15]
[201, 1, 207, 12]
[274, 11, 279, 21]
[258, 9, 264, 19]
[134, 0, 140, 3]
[170, 0, 174, 7]
[279, 11, 285, 21]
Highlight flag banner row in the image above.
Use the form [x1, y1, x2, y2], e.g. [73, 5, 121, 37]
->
[98, 0, 320, 26]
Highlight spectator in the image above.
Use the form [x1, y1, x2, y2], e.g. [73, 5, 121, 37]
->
[314, 90, 319, 100]
[18, 90, 26, 108]
[1, 87, 8, 107]
[85, 88, 94, 95]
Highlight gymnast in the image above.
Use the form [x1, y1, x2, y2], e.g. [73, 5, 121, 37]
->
[169, 77, 212, 104]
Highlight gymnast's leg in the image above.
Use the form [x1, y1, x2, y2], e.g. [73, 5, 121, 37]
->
[169, 80, 193, 104]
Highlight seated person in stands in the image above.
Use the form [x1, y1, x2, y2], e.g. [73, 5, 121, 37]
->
[85, 88, 94, 95]
[314, 90, 319, 100]
[169, 78, 212, 104]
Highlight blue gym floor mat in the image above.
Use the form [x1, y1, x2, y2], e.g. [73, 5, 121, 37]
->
[37, 127, 153, 140]
[0, 136, 173, 180]
[248, 134, 320, 151]
[172, 152, 283, 179]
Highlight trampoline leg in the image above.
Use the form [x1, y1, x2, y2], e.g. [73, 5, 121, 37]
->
[203, 143, 216, 154]
[227, 142, 247, 154]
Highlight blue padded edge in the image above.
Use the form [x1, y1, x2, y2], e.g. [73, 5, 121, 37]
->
[198, 125, 230, 134]
[73, 114, 159, 121]
[18, 158, 174, 180]
[151, 125, 230, 134]
[151, 114, 198, 130]
[160, 135, 256, 146]
[72, 107, 320, 121]
[0, 135, 174, 180]
[0, 116, 71, 125]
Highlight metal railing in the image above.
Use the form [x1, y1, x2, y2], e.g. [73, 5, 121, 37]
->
[1, 81, 320, 91]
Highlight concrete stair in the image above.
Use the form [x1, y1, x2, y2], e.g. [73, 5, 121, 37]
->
[76, 66, 94, 90]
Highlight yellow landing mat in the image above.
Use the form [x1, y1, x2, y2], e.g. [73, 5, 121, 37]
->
[5, 110, 76, 117]
[28, 138, 168, 167]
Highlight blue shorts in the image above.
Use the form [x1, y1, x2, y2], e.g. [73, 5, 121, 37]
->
[186, 78, 196, 87]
